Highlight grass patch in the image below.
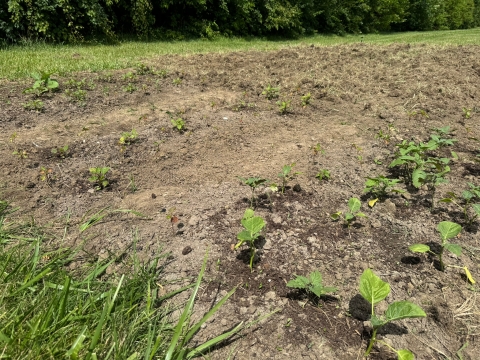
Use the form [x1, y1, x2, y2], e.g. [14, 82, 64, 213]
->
[1, 28, 479, 80]
[0, 199, 243, 359]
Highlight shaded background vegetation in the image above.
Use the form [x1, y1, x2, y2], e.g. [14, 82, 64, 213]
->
[0, 0, 479, 43]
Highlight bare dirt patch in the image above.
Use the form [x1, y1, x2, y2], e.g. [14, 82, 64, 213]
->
[1, 43, 480, 359]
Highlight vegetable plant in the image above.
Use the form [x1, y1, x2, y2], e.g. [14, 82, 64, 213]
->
[238, 177, 267, 208]
[315, 169, 330, 181]
[441, 183, 480, 226]
[262, 85, 279, 100]
[277, 100, 291, 114]
[123, 83, 137, 93]
[331, 198, 366, 227]
[462, 107, 472, 119]
[65, 89, 87, 103]
[51, 145, 69, 158]
[23, 72, 59, 96]
[359, 269, 426, 358]
[364, 175, 404, 199]
[171, 118, 185, 132]
[12, 149, 28, 159]
[135, 63, 153, 75]
[235, 209, 265, 271]
[172, 78, 182, 85]
[301, 93, 311, 106]
[278, 163, 300, 193]
[23, 100, 44, 111]
[88, 167, 110, 190]
[119, 129, 138, 146]
[287, 270, 337, 303]
[409, 221, 467, 273]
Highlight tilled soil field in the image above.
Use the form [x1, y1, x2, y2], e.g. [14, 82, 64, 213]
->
[1, 43, 480, 359]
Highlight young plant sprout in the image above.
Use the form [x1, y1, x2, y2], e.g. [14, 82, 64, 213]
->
[23, 72, 59, 96]
[235, 209, 265, 271]
[287, 270, 337, 304]
[262, 85, 279, 100]
[277, 100, 291, 114]
[363, 175, 404, 199]
[278, 163, 300, 193]
[51, 145, 69, 158]
[315, 169, 330, 181]
[238, 177, 267, 208]
[89, 167, 110, 190]
[331, 198, 366, 227]
[301, 93, 311, 106]
[119, 129, 138, 145]
[359, 269, 426, 358]
[441, 183, 480, 226]
[409, 221, 474, 283]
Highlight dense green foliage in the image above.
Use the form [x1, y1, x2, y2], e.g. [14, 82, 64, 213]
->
[1, 0, 479, 42]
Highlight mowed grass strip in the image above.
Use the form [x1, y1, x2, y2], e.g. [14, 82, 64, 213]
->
[1, 28, 479, 80]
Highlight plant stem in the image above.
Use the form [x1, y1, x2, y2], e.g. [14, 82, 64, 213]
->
[249, 245, 255, 272]
[365, 327, 378, 356]
[439, 247, 445, 271]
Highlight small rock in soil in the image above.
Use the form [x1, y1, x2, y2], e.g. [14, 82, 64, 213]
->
[293, 184, 302, 192]
[182, 246, 192, 255]
[188, 215, 200, 226]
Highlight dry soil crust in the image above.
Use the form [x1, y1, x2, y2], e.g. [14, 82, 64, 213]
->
[1, 43, 480, 359]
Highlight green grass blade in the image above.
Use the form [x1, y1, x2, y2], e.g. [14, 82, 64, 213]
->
[66, 326, 87, 359]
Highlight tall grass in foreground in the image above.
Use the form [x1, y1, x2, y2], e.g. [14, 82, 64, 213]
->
[0, 199, 242, 359]
[0, 28, 479, 80]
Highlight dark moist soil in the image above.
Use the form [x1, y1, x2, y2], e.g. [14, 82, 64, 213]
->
[1, 43, 480, 359]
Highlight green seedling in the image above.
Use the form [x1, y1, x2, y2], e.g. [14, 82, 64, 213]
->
[278, 163, 301, 193]
[51, 145, 69, 158]
[156, 69, 168, 78]
[122, 72, 136, 81]
[65, 89, 87, 103]
[409, 221, 467, 273]
[119, 129, 138, 146]
[331, 197, 366, 227]
[123, 83, 137, 93]
[172, 78, 182, 85]
[311, 143, 325, 156]
[23, 100, 44, 111]
[375, 129, 391, 142]
[441, 183, 480, 225]
[364, 175, 404, 199]
[315, 169, 330, 181]
[235, 208, 265, 271]
[88, 167, 110, 190]
[360, 269, 426, 358]
[287, 270, 337, 303]
[276, 100, 291, 114]
[262, 85, 279, 100]
[301, 93, 311, 106]
[135, 63, 153, 75]
[238, 177, 267, 208]
[171, 118, 185, 132]
[462, 107, 472, 119]
[23, 71, 59, 96]
[12, 149, 28, 159]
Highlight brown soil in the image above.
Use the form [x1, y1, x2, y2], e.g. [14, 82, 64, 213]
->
[1, 43, 480, 359]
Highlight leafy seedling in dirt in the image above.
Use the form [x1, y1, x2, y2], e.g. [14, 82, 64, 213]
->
[23, 100, 44, 111]
[375, 129, 391, 142]
[315, 169, 330, 181]
[12, 149, 28, 159]
[409, 221, 474, 283]
[364, 175, 404, 200]
[331, 198, 366, 227]
[51, 145, 69, 158]
[262, 85, 279, 100]
[39, 166, 55, 184]
[23, 72, 59, 96]
[310, 143, 325, 156]
[172, 78, 182, 85]
[235, 208, 265, 271]
[119, 129, 138, 146]
[412, 156, 451, 209]
[166, 207, 180, 234]
[278, 163, 301, 194]
[88, 167, 110, 190]
[65, 88, 87, 103]
[135, 63, 153, 75]
[171, 118, 185, 132]
[359, 268, 426, 358]
[287, 270, 337, 304]
[123, 83, 137, 93]
[276, 100, 291, 114]
[238, 177, 268, 208]
[301, 93, 311, 106]
[441, 183, 480, 226]
[462, 107, 472, 119]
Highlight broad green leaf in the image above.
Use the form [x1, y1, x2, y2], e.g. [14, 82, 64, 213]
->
[412, 168, 426, 188]
[385, 301, 426, 322]
[464, 267, 475, 284]
[472, 204, 480, 216]
[345, 213, 354, 221]
[236, 230, 253, 242]
[437, 221, 462, 241]
[397, 349, 415, 360]
[348, 198, 361, 213]
[241, 216, 265, 235]
[439, 198, 453, 203]
[462, 190, 474, 201]
[370, 314, 385, 328]
[310, 285, 326, 298]
[321, 286, 337, 294]
[309, 270, 322, 287]
[287, 276, 310, 289]
[409, 244, 430, 253]
[444, 242, 462, 256]
[368, 199, 378, 208]
[356, 212, 366, 218]
[243, 208, 255, 219]
[359, 269, 390, 305]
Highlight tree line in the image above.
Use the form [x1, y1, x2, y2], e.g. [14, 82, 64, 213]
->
[1, 0, 479, 43]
